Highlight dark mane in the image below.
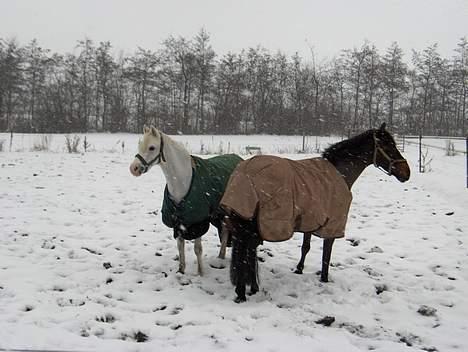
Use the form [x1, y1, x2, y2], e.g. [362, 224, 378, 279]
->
[322, 129, 376, 163]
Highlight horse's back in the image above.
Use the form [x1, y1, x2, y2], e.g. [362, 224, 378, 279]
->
[201, 154, 243, 177]
[221, 155, 352, 242]
[162, 154, 242, 229]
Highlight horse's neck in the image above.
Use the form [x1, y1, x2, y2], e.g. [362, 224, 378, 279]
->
[330, 146, 374, 190]
[159, 133, 193, 203]
[333, 159, 369, 189]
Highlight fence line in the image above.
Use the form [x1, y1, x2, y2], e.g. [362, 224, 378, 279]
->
[405, 139, 467, 154]
[404, 135, 466, 140]
[406, 134, 468, 188]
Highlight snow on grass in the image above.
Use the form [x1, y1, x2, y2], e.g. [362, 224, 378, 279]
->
[0, 134, 467, 351]
[0, 132, 336, 155]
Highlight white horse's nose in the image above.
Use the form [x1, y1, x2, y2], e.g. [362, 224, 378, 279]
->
[130, 161, 141, 176]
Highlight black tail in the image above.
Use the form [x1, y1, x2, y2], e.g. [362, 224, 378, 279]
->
[229, 215, 260, 288]
[230, 228, 246, 286]
[246, 235, 260, 293]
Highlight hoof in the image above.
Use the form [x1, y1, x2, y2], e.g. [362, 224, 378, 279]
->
[294, 268, 303, 274]
[249, 289, 258, 296]
[177, 269, 185, 275]
[209, 257, 227, 269]
[234, 296, 247, 303]
[317, 270, 329, 282]
[320, 276, 329, 283]
[249, 284, 259, 296]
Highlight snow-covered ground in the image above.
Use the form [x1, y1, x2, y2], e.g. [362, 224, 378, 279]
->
[0, 133, 467, 352]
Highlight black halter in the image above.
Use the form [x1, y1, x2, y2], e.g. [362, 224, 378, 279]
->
[135, 135, 166, 173]
[372, 133, 406, 176]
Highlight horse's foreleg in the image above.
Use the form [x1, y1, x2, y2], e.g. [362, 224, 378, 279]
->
[320, 238, 335, 282]
[295, 232, 312, 274]
[177, 237, 186, 274]
[194, 237, 204, 276]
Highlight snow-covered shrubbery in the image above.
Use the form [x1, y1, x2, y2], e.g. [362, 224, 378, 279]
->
[32, 134, 52, 151]
[65, 135, 81, 153]
[445, 139, 457, 156]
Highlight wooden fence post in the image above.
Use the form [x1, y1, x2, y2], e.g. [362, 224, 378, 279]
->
[419, 134, 422, 173]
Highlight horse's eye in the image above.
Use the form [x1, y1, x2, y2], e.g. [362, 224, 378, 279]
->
[149, 146, 155, 151]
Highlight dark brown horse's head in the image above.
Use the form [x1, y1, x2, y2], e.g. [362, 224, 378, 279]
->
[373, 123, 410, 182]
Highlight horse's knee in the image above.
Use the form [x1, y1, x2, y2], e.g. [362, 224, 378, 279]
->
[193, 238, 204, 275]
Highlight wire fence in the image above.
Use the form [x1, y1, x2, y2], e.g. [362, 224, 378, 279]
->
[400, 135, 468, 188]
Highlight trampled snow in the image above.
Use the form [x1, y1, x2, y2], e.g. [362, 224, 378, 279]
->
[0, 133, 467, 351]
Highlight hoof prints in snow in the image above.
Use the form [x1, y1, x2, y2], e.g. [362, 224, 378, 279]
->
[315, 316, 335, 326]
[120, 331, 148, 343]
[1, 148, 468, 351]
[96, 313, 116, 323]
[417, 305, 438, 317]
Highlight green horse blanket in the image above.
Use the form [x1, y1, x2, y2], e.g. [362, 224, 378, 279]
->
[161, 154, 243, 238]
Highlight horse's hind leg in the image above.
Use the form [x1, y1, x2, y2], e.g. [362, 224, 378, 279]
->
[177, 237, 186, 274]
[194, 237, 204, 276]
[295, 232, 312, 274]
[217, 226, 229, 260]
[320, 238, 335, 282]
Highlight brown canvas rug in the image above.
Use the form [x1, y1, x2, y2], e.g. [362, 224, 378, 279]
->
[221, 155, 353, 242]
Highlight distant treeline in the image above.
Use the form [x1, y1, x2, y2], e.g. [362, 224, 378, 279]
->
[0, 30, 466, 136]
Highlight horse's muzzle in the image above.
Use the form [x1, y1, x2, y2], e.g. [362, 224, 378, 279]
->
[130, 161, 143, 177]
[394, 161, 410, 182]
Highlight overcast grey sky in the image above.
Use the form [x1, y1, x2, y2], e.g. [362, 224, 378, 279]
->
[0, 0, 466, 59]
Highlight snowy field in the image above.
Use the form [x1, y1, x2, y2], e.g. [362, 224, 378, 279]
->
[1, 133, 467, 352]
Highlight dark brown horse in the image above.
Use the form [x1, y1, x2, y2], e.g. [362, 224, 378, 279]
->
[222, 123, 410, 302]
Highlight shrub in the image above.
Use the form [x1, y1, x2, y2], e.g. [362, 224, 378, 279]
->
[65, 135, 81, 153]
[420, 148, 433, 173]
[445, 140, 456, 156]
[32, 135, 52, 151]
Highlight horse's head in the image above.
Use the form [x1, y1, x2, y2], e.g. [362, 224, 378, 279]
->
[372, 123, 410, 182]
[130, 125, 166, 177]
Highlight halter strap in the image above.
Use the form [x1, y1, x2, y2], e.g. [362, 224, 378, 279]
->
[135, 134, 166, 173]
[372, 133, 406, 176]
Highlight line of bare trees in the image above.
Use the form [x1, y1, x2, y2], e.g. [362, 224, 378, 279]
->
[0, 30, 466, 136]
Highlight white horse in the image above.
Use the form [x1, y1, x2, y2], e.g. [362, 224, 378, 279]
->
[130, 126, 239, 275]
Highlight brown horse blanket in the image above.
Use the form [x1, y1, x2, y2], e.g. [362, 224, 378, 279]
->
[220, 155, 353, 241]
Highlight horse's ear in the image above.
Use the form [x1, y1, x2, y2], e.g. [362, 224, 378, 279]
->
[380, 122, 387, 131]
[150, 126, 158, 137]
[143, 125, 149, 134]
